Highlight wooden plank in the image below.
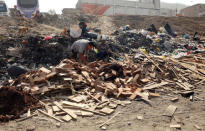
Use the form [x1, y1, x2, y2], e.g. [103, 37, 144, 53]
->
[81, 71, 92, 83]
[99, 112, 120, 127]
[62, 101, 86, 108]
[48, 108, 53, 116]
[129, 88, 142, 100]
[76, 111, 94, 117]
[46, 72, 57, 79]
[176, 82, 191, 91]
[68, 95, 87, 103]
[52, 106, 60, 112]
[144, 54, 164, 73]
[63, 106, 105, 116]
[170, 124, 181, 129]
[39, 67, 51, 74]
[38, 109, 63, 122]
[16, 113, 37, 122]
[54, 102, 77, 120]
[62, 115, 72, 122]
[130, 89, 150, 104]
[104, 82, 117, 91]
[85, 91, 101, 103]
[143, 82, 168, 90]
[164, 105, 177, 117]
[100, 107, 114, 115]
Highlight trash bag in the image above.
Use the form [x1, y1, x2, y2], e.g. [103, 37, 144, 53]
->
[70, 25, 82, 38]
[7, 66, 28, 78]
[147, 24, 158, 34]
[164, 24, 177, 37]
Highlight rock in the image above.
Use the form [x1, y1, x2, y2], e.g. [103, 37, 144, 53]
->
[136, 115, 144, 120]
[56, 122, 61, 128]
[101, 126, 106, 130]
[26, 126, 35, 131]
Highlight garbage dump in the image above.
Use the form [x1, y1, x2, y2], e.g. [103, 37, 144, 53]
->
[0, 16, 205, 126]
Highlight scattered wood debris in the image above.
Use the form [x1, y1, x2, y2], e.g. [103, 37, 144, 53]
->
[1, 53, 205, 123]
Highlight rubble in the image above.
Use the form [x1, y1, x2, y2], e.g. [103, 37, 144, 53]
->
[0, 16, 205, 125]
[0, 50, 204, 122]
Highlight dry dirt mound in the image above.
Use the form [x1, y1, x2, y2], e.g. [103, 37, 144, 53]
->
[0, 87, 39, 122]
[1, 15, 205, 36]
[111, 16, 205, 35]
[35, 14, 205, 36]
[0, 16, 61, 36]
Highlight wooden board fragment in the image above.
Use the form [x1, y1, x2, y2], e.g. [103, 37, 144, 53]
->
[99, 112, 120, 127]
[52, 106, 60, 112]
[143, 82, 168, 90]
[130, 89, 150, 104]
[62, 101, 87, 108]
[108, 103, 118, 109]
[62, 115, 72, 122]
[77, 111, 94, 117]
[100, 107, 114, 115]
[176, 82, 191, 91]
[54, 102, 77, 120]
[38, 109, 63, 122]
[164, 105, 177, 117]
[39, 67, 51, 74]
[170, 124, 181, 129]
[48, 108, 53, 116]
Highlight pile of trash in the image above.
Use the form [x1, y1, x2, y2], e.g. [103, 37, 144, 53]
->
[114, 24, 205, 56]
[1, 51, 204, 122]
[0, 35, 74, 83]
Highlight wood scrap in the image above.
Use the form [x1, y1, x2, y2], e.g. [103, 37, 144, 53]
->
[99, 112, 120, 127]
[38, 109, 63, 122]
[16, 113, 38, 122]
[100, 107, 114, 115]
[144, 54, 164, 73]
[176, 82, 191, 91]
[54, 102, 77, 120]
[63, 105, 105, 116]
[85, 91, 101, 103]
[143, 82, 168, 90]
[170, 124, 181, 129]
[61, 115, 72, 122]
[164, 105, 177, 117]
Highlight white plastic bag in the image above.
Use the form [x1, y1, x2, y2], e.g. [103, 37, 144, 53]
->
[70, 25, 82, 38]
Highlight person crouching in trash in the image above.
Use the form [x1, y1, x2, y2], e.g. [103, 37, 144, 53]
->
[71, 39, 95, 64]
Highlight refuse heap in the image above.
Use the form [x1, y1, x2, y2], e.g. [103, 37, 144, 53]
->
[114, 27, 205, 56]
[0, 36, 73, 83]
[1, 51, 204, 122]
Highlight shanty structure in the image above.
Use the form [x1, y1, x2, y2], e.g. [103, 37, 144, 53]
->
[180, 4, 205, 17]
[76, 0, 161, 16]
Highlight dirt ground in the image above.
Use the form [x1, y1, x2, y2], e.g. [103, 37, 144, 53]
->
[0, 83, 204, 131]
[1, 15, 205, 36]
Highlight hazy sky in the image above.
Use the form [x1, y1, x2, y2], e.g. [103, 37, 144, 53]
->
[4, 0, 205, 14]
